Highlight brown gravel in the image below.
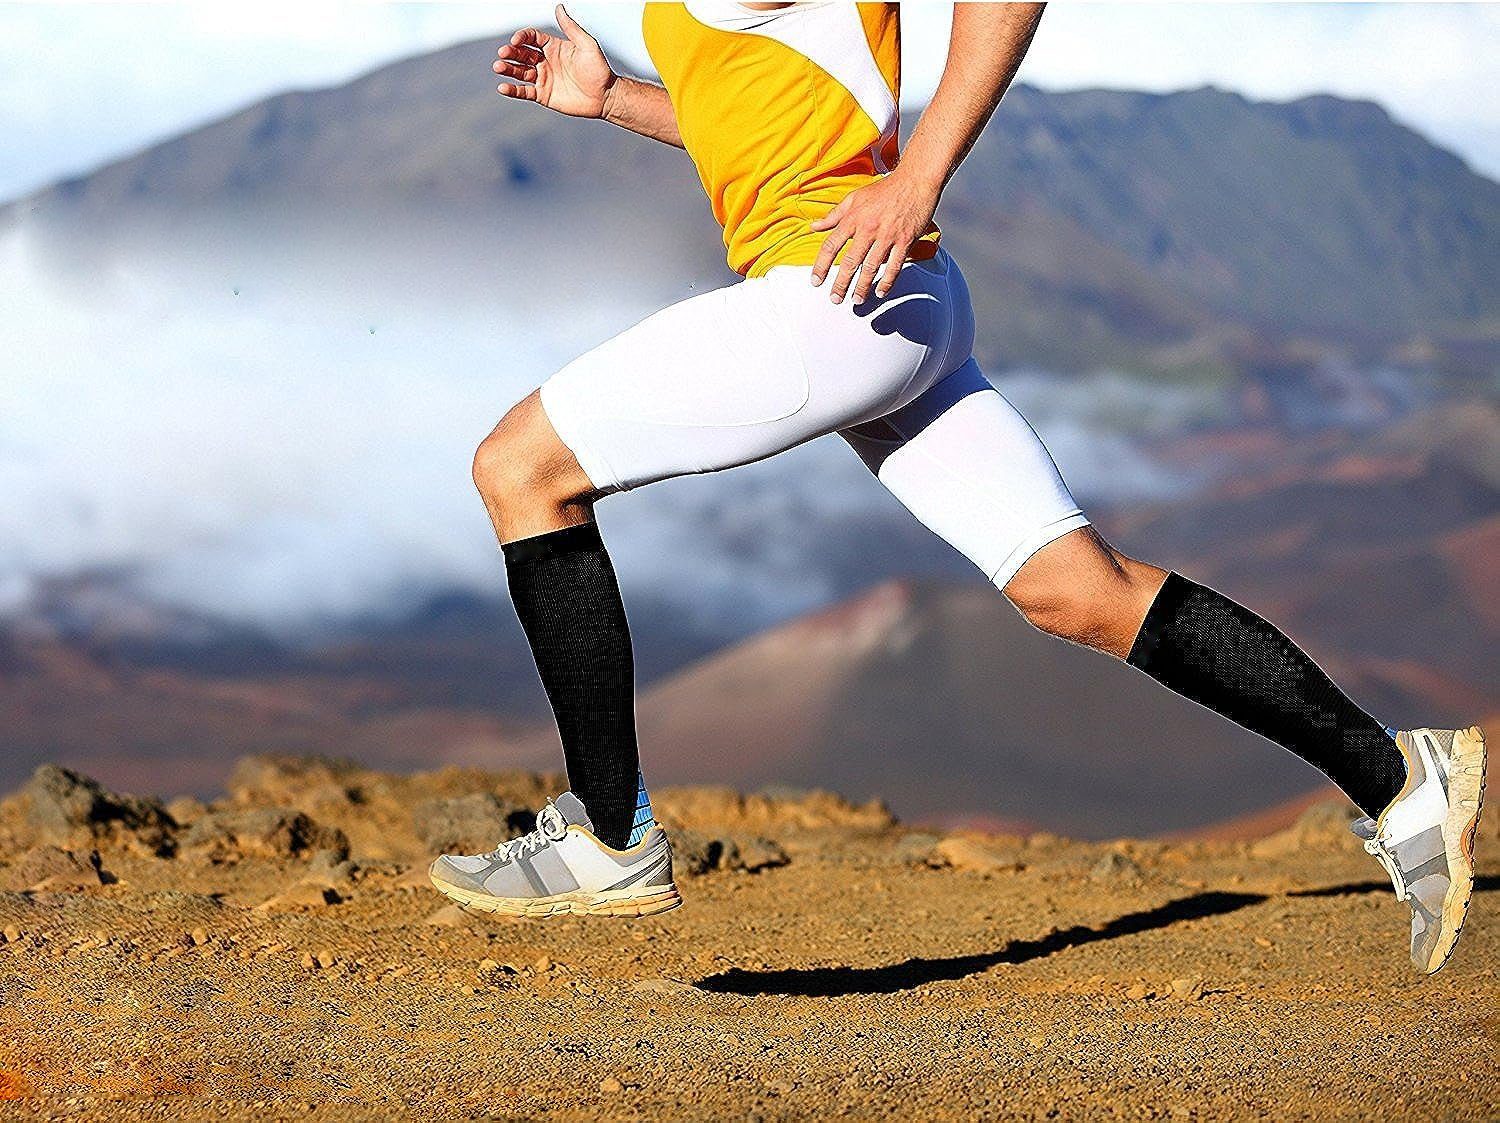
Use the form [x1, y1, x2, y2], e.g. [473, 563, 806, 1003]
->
[0, 755, 1494, 1120]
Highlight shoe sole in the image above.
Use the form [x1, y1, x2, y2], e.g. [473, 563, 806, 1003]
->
[1426, 725, 1487, 975]
[428, 871, 683, 919]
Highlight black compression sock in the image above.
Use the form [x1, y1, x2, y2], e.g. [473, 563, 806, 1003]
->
[1127, 572, 1406, 818]
[503, 523, 639, 849]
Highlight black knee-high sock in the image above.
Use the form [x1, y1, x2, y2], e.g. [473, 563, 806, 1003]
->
[503, 523, 638, 849]
[1128, 572, 1406, 818]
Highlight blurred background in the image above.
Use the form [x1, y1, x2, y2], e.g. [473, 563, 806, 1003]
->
[2, 2, 1495, 838]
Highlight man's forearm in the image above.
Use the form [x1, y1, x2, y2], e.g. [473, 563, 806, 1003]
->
[601, 76, 684, 148]
[900, 3, 1045, 191]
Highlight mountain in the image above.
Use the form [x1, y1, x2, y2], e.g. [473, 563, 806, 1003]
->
[941, 88, 1500, 349]
[7, 39, 1499, 374]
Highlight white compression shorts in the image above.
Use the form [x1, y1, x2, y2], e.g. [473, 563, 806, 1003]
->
[539, 248, 1088, 589]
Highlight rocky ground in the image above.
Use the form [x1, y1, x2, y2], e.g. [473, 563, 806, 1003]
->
[0, 756, 1494, 1120]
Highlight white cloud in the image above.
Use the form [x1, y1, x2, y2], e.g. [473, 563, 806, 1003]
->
[0, 204, 1192, 634]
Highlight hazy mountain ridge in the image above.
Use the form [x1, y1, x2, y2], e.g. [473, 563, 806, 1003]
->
[8, 38, 1499, 373]
[950, 86, 1500, 336]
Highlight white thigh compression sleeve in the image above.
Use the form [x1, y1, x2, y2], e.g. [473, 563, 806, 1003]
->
[540, 251, 970, 494]
[841, 359, 1087, 589]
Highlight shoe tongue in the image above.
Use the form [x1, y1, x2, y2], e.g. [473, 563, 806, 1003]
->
[553, 792, 594, 831]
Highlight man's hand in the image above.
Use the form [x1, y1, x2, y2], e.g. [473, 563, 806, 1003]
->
[809, 169, 941, 304]
[494, 4, 615, 119]
[811, 4, 1045, 305]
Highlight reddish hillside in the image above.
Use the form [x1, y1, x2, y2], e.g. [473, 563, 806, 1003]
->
[0, 632, 543, 796]
[618, 578, 1453, 838]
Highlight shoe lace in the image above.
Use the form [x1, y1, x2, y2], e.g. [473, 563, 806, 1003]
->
[1364, 835, 1409, 901]
[488, 802, 567, 862]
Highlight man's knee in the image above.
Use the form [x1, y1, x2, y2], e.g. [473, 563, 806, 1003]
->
[1005, 533, 1163, 651]
[1010, 579, 1118, 646]
[472, 422, 529, 505]
[471, 403, 589, 513]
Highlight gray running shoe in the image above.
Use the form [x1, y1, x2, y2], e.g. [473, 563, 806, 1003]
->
[1353, 726, 1487, 974]
[429, 792, 680, 918]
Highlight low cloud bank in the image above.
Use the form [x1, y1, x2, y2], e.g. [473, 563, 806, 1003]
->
[0, 216, 1214, 639]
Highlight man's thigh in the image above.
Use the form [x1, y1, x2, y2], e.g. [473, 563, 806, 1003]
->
[537, 266, 938, 495]
[537, 280, 814, 495]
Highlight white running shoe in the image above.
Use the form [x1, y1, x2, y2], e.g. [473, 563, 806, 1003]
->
[1352, 726, 1487, 974]
[428, 792, 680, 918]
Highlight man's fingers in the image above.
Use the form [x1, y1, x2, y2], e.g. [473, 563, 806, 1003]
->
[510, 28, 552, 51]
[809, 197, 849, 233]
[497, 82, 539, 102]
[811, 225, 851, 286]
[556, 4, 597, 44]
[499, 42, 545, 66]
[830, 237, 875, 304]
[493, 60, 537, 82]
[851, 242, 889, 305]
[873, 243, 909, 299]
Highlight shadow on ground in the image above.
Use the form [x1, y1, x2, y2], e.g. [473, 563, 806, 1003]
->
[696, 890, 1267, 997]
[1291, 874, 1500, 898]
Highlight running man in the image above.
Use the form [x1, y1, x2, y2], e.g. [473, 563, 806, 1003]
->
[427, 2, 1487, 974]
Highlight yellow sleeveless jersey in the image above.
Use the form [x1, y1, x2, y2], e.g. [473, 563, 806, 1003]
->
[642, 1, 941, 278]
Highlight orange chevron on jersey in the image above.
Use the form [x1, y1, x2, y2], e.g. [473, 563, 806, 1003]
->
[642, 1, 941, 277]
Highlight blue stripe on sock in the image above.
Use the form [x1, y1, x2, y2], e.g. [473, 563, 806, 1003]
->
[627, 770, 655, 846]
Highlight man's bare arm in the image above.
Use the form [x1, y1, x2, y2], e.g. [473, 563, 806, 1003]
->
[600, 76, 683, 149]
[899, 3, 1045, 193]
[811, 3, 1046, 303]
[495, 4, 683, 149]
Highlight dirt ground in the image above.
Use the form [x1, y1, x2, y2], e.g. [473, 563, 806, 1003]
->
[0, 756, 1494, 1121]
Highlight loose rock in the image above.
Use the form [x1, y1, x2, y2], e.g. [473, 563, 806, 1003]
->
[1170, 976, 1205, 1002]
[1089, 851, 1143, 883]
[933, 836, 1023, 874]
[19, 766, 175, 856]
[477, 959, 517, 988]
[630, 977, 697, 995]
[423, 905, 472, 927]
[254, 881, 343, 913]
[891, 832, 942, 865]
[672, 830, 789, 875]
[7, 846, 108, 892]
[414, 793, 532, 854]
[181, 808, 349, 862]
[306, 849, 358, 884]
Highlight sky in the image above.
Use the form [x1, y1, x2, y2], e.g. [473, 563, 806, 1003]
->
[2, 2, 1498, 203]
